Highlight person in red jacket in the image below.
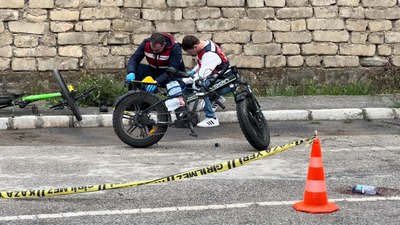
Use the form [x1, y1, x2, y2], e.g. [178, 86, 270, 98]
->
[126, 32, 185, 92]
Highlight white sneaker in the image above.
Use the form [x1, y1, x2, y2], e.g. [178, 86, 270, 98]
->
[197, 117, 219, 128]
[212, 96, 226, 112]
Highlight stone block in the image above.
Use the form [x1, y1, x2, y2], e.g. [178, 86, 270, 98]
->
[323, 56, 359, 67]
[237, 19, 268, 31]
[339, 7, 365, 19]
[313, 31, 349, 42]
[265, 56, 286, 67]
[311, 109, 363, 120]
[247, 8, 274, 19]
[124, 0, 142, 7]
[264, 0, 285, 7]
[287, 0, 308, 6]
[393, 46, 400, 55]
[14, 46, 57, 57]
[81, 0, 99, 7]
[395, 20, 400, 31]
[368, 21, 392, 32]
[197, 19, 235, 31]
[213, 31, 250, 43]
[122, 8, 141, 19]
[55, 0, 80, 8]
[291, 20, 307, 31]
[132, 33, 152, 45]
[244, 44, 281, 55]
[310, 0, 336, 6]
[277, 8, 313, 19]
[85, 46, 110, 57]
[24, 9, 48, 22]
[101, 0, 124, 6]
[0, 34, 12, 47]
[100, 114, 113, 127]
[8, 21, 46, 34]
[58, 32, 99, 45]
[386, 32, 400, 43]
[167, 0, 206, 7]
[143, 9, 182, 20]
[377, 45, 391, 56]
[247, 0, 264, 7]
[59, 46, 83, 57]
[50, 9, 79, 21]
[362, 0, 396, 7]
[82, 20, 111, 31]
[337, 0, 360, 6]
[183, 7, 220, 19]
[155, 21, 195, 32]
[340, 44, 375, 56]
[14, 35, 39, 47]
[143, 0, 166, 8]
[0, 0, 24, 8]
[222, 8, 246, 18]
[268, 20, 290, 31]
[252, 31, 273, 43]
[360, 57, 389, 67]
[208, 0, 245, 6]
[41, 35, 57, 46]
[302, 43, 338, 55]
[85, 56, 125, 69]
[345, 20, 368, 31]
[351, 32, 367, 44]
[264, 110, 309, 121]
[221, 44, 242, 55]
[314, 6, 338, 18]
[307, 19, 344, 30]
[12, 58, 37, 71]
[111, 46, 135, 56]
[73, 115, 101, 128]
[183, 55, 195, 68]
[40, 116, 70, 128]
[282, 44, 300, 55]
[113, 20, 153, 33]
[50, 22, 74, 33]
[0, 118, 9, 129]
[305, 56, 322, 66]
[0, 46, 12, 57]
[38, 57, 79, 71]
[275, 32, 312, 43]
[0, 58, 10, 70]
[365, 9, 400, 20]
[368, 33, 384, 44]
[108, 33, 130, 45]
[80, 8, 121, 19]
[0, 9, 19, 21]
[363, 108, 395, 120]
[12, 116, 38, 129]
[392, 56, 400, 66]
[229, 55, 264, 68]
[287, 55, 304, 67]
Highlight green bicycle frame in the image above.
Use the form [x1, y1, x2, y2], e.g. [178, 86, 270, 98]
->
[21, 92, 61, 102]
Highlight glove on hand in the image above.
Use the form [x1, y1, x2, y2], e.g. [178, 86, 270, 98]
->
[146, 84, 157, 93]
[126, 72, 135, 82]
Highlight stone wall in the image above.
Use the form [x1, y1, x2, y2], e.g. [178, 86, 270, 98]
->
[1, 0, 400, 91]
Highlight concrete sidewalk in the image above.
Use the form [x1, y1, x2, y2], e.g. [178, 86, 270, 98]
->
[0, 95, 399, 130]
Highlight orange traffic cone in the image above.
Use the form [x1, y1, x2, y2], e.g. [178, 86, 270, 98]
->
[293, 137, 339, 213]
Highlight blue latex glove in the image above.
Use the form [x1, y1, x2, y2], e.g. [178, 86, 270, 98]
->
[146, 84, 157, 93]
[187, 69, 196, 77]
[126, 72, 135, 82]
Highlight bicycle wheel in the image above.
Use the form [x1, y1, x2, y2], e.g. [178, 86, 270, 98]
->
[236, 96, 270, 150]
[52, 69, 82, 121]
[113, 92, 168, 148]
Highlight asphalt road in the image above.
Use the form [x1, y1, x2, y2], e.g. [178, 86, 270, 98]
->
[0, 120, 399, 225]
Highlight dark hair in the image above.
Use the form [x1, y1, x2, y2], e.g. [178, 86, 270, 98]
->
[181, 35, 200, 51]
[150, 33, 166, 46]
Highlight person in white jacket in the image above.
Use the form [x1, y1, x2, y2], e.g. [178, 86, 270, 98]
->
[181, 35, 230, 128]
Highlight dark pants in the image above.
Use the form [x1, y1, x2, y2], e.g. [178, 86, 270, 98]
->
[135, 63, 185, 87]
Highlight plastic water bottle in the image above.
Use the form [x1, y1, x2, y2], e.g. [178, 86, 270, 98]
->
[166, 80, 182, 97]
[165, 96, 185, 111]
[352, 185, 377, 195]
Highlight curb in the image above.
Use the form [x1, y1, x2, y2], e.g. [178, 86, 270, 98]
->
[1, 108, 399, 130]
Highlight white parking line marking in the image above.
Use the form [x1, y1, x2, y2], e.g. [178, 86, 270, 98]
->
[1, 196, 399, 221]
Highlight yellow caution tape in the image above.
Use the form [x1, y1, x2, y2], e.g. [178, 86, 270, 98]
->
[0, 136, 314, 199]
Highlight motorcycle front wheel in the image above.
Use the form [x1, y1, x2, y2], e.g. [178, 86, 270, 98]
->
[236, 96, 270, 150]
